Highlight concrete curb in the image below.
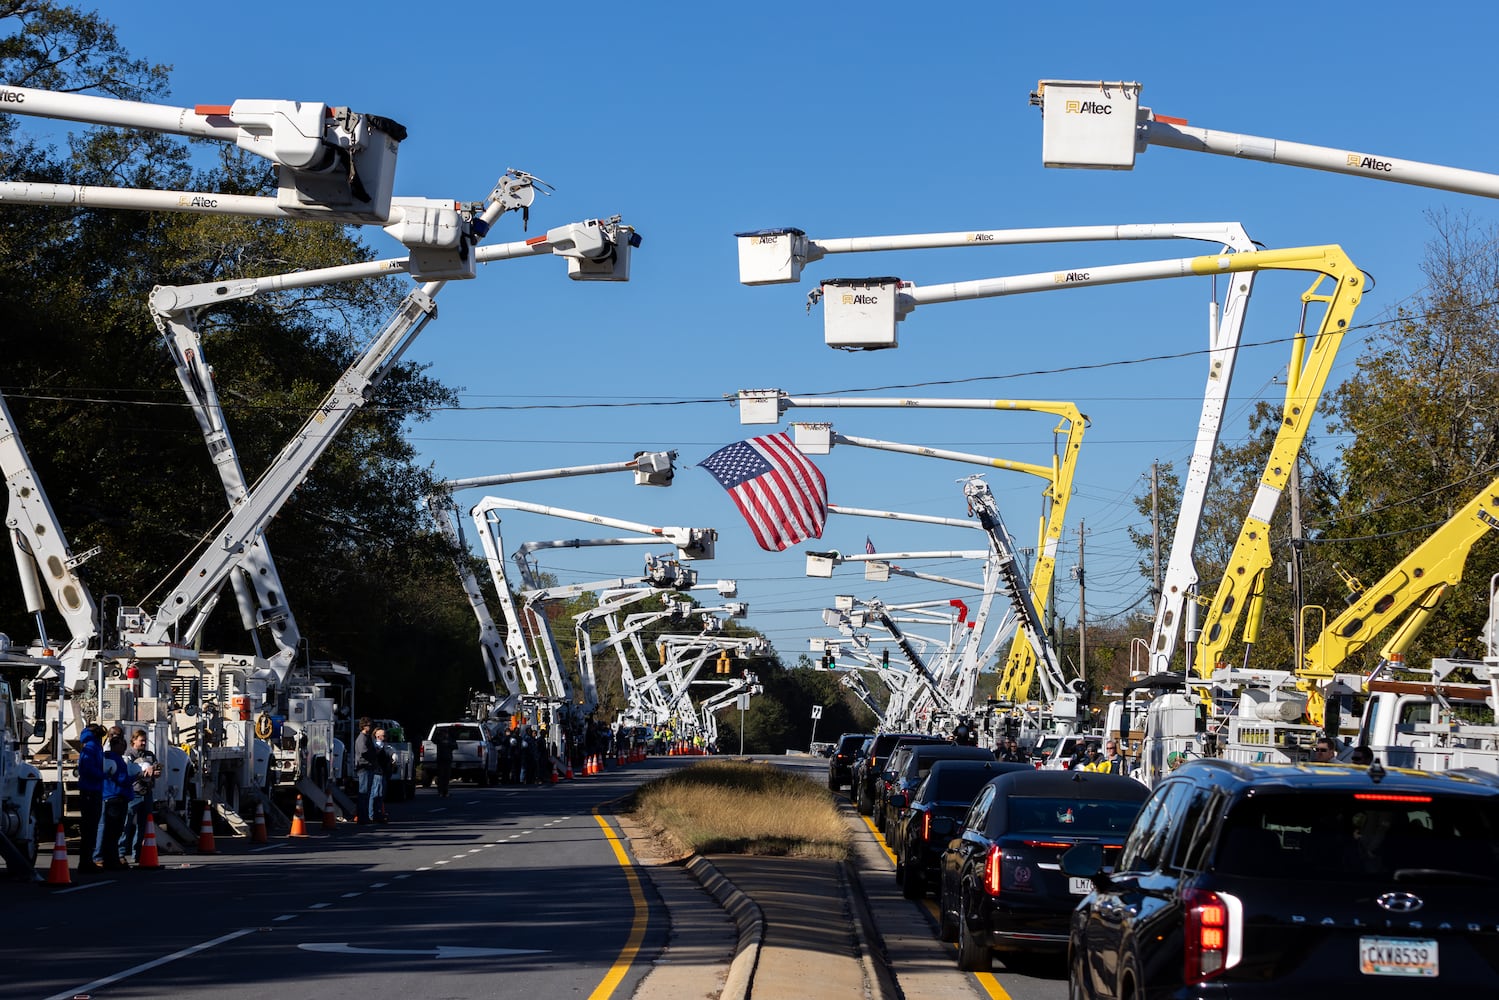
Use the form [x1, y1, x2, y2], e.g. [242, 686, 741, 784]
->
[686, 855, 763, 1000]
[839, 859, 901, 1000]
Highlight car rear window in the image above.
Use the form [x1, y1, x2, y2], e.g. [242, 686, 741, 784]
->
[446, 725, 483, 741]
[1213, 792, 1499, 881]
[1005, 796, 1142, 837]
[932, 767, 995, 802]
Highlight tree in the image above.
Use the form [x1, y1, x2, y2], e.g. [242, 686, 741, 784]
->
[1128, 402, 1342, 675]
[0, 4, 473, 731]
[1322, 210, 1499, 666]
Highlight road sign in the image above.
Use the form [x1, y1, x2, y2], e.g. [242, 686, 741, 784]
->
[811, 705, 823, 719]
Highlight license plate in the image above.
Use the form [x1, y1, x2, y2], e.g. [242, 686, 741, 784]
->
[1068, 876, 1092, 895]
[1359, 937, 1438, 977]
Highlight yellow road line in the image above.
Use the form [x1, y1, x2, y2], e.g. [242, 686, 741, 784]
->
[867, 815, 1012, 1000]
[588, 810, 649, 1000]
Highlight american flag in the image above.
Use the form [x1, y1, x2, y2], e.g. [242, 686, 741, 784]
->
[698, 433, 828, 552]
[865, 536, 876, 555]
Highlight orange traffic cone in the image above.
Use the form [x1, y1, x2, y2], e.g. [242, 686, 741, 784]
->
[289, 794, 308, 837]
[197, 803, 217, 854]
[45, 823, 71, 885]
[322, 790, 337, 832]
[565, 759, 574, 780]
[138, 813, 161, 869]
[617, 747, 626, 766]
[251, 802, 268, 844]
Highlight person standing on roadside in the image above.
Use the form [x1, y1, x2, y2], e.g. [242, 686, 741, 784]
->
[433, 727, 454, 798]
[353, 717, 374, 823]
[99, 731, 136, 869]
[370, 728, 393, 822]
[75, 723, 104, 873]
[1101, 740, 1128, 775]
[120, 729, 160, 863]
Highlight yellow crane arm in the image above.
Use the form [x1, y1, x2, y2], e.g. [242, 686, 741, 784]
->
[1192, 247, 1364, 676]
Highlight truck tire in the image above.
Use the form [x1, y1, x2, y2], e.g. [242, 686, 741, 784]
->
[421, 771, 432, 788]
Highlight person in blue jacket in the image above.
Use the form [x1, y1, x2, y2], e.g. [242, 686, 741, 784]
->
[76, 723, 105, 873]
[99, 730, 135, 870]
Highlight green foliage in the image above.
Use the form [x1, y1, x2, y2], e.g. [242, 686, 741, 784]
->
[0, 4, 472, 733]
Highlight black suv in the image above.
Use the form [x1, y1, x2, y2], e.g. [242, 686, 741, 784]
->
[827, 732, 871, 792]
[1063, 759, 1499, 998]
[880, 743, 997, 842]
[853, 732, 947, 815]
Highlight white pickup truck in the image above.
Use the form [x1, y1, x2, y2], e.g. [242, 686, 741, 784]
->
[419, 721, 498, 787]
[369, 718, 416, 800]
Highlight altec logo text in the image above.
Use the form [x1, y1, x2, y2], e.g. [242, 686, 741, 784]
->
[0, 89, 24, 104]
[1054, 271, 1090, 283]
[967, 233, 996, 243]
[1346, 153, 1393, 173]
[841, 293, 881, 305]
[177, 194, 220, 208]
[1064, 100, 1112, 115]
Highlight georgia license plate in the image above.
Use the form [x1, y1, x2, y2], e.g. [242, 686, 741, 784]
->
[1359, 937, 1438, 977]
[1068, 876, 1092, 895]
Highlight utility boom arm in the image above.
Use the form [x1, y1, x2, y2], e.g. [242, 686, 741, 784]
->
[1300, 474, 1499, 695]
[1032, 79, 1499, 200]
[0, 85, 407, 226]
[137, 172, 554, 646]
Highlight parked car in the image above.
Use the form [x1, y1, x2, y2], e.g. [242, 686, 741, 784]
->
[419, 721, 498, 786]
[369, 718, 415, 800]
[827, 732, 872, 792]
[1033, 733, 1088, 770]
[853, 732, 948, 815]
[894, 759, 1031, 899]
[880, 743, 998, 843]
[939, 769, 1149, 972]
[872, 742, 927, 834]
[1062, 759, 1499, 999]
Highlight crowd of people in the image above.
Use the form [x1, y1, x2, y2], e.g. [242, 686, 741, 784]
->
[74, 721, 161, 872]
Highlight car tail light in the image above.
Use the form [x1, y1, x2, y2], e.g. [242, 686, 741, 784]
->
[921, 812, 931, 841]
[983, 843, 1003, 896]
[1184, 887, 1241, 982]
[1022, 840, 1072, 849]
[902, 789, 913, 808]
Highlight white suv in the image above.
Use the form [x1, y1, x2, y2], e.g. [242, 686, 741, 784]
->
[420, 722, 498, 786]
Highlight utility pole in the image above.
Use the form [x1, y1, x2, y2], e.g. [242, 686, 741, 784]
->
[1288, 456, 1305, 674]
[1075, 521, 1087, 684]
[1151, 463, 1162, 605]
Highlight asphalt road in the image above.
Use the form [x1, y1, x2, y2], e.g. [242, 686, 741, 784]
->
[12, 755, 1069, 1000]
[13, 768, 664, 1000]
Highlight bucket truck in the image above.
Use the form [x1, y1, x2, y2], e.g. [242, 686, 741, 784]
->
[428, 451, 678, 722]
[0, 638, 58, 877]
[2, 386, 200, 846]
[468, 490, 718, 754]
[118, 184, 634, 815]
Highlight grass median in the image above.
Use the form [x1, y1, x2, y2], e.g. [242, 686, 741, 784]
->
[626, 759, 850, 861]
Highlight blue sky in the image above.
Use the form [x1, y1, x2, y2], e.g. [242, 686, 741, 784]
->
[73, 3, 1499, 675]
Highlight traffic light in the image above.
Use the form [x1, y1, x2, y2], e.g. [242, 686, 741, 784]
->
[881, 648, 889, 667]
[717, 651, 731, 675]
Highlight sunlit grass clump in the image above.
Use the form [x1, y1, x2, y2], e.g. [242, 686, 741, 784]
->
[628, 760, 850, 861]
